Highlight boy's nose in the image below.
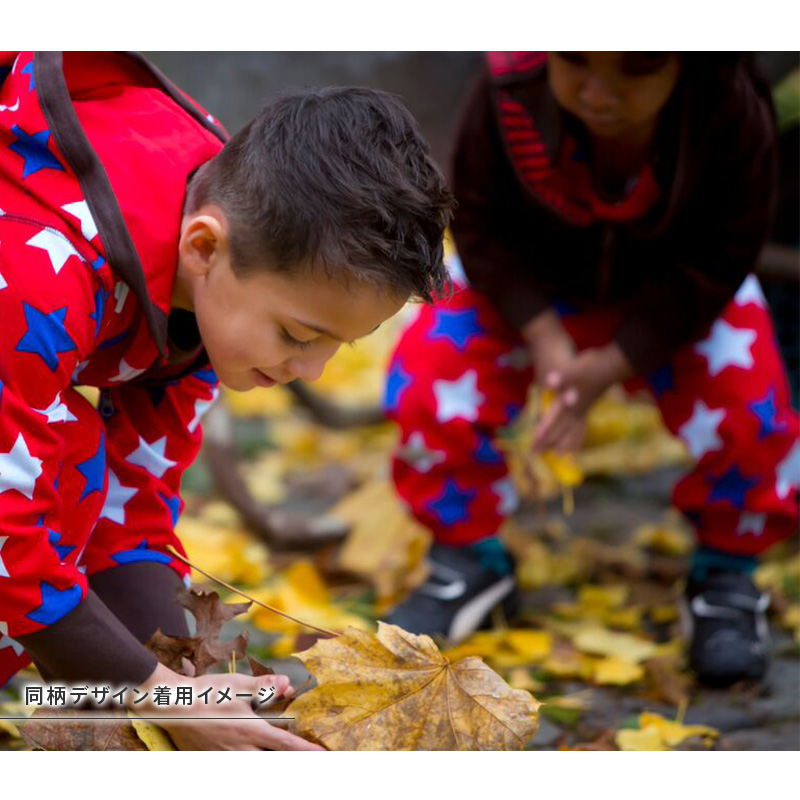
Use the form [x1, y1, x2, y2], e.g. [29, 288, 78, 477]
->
[284, 355, 327, 383]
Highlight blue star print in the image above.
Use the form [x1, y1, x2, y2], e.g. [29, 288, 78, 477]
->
[47, 530, 76, 562]
[749, 388, 787, 440]
[474, 435, 504, 465]
[428, 309, 483, 350]
[9, 125, 64, 179]
[21, 61, 35, 91]
[76, 433, 106, 501]
[384, 361, 412, 413]
[427, 479, 476, 525]
[112, 539, 172, 566]
[159, 492, 182, 527]
[193, 367, 218, 385]
[648, 364, 675, 399]
[89, 287, 108, 337]
[26, 581, 83, 625]
[16, 303, 77, 371]
[708, 466, 759, 508]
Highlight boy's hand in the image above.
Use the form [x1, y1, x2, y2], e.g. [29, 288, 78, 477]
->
[533, 344, 634, 454]
[128, 663, 324, 751]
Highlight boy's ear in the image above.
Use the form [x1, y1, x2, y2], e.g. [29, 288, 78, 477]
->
[179, 206, 230, 277]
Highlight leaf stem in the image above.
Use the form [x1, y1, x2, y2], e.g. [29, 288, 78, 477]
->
[167, 546, 340, 638]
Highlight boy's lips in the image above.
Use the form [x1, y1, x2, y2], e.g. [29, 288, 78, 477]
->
[252, 368, 277, 388]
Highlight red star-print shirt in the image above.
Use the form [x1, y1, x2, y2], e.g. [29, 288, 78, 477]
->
[0, 52, 226, 687]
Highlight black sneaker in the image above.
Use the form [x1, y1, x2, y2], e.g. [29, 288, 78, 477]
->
[384, 542, 517, 644]
[682, 571, 770, 688]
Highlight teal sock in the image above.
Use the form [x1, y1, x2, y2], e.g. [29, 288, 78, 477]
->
[467, 538, 514, 577]
[689, 545, 757, 583]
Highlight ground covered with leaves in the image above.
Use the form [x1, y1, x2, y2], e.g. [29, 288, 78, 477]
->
[1, 313, 798, 750]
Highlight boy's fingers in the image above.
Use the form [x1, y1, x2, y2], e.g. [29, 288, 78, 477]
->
[257, 723, 325, 751]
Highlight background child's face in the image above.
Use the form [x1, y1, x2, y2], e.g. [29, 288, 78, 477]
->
[176, 210, 407, 392]
[547, 52, 681, 141]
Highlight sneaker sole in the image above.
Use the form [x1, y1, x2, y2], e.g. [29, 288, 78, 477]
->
[447, 575, 516, 645]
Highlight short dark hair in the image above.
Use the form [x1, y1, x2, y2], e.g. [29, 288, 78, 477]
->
[186, 87, 454, 302]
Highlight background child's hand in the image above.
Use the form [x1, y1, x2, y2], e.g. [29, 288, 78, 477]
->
[521, 309, 576, 384]
[533, 343, 634, 453]
[129, 663, 324, 751]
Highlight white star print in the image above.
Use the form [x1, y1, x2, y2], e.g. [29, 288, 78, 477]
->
[114, 282, 129, 313]
[109, 358, 147, 383]
[0, 97, 20, 113]
[98, 469, 138, 526]
[775, 441, 800, 500]
[397, 431, 446, 473]
[61, 200, 98, 241]
[734, 275, 766, 308]
[492, 477, 519, 515]
[737, 513, 767, 537]
[26, 229, 82, 274]
[188, 388, 220, 433]
[72, 360, 89, 383]
[0, 622, 24, 658]
[126, 436, 177, 479]
[433, 370, 485, 423]
[678, 401, 725, 460]
[0, 536, 8, 578]
[0, 434, 43, 500]
[0, 241, 6, 290]
[694, 319, 756, 376]
[33, 393, 78, 424]
[497, 347, 532, 370]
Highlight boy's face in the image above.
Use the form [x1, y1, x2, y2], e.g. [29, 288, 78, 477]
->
[547, 52, 681, 142]
[175, 208, 407, 392]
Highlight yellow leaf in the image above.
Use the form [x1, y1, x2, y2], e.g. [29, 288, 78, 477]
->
[443, 629, 552, 669]
[289, 623, 541, 750]
[650, 604, 679, 624]
[572, 627, 658, 663]
[603, 606, 644, 631]
[632, 519, 692, 556]
[541, 452, 584, 487]
[176, 516, 270, 586]
[592, 657, 644, 685]
[507, 668, 546, 693]
[616, 727, 669, 751]
[334, 481, 431, 607]
[638, 712, 719, 748]
[247, 560, 370, 637]
[578, 584, 629, 610]
[129, 715, 177, 751]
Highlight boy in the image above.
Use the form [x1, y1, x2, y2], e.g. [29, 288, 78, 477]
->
[384, 52, 799, 687]
[0, 51, 452, 749]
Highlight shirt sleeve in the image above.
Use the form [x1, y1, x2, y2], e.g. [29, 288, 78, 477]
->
[80, 365, 220, 578]
[614, 72, 779, 375]
[450, 68, 555, 329]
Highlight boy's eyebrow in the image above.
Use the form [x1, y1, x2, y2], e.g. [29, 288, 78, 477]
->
[290, 317, 381, 342]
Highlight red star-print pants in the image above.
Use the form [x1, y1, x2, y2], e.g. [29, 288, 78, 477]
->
[384, 277, 799, 556]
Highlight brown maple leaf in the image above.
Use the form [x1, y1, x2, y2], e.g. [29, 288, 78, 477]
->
[146, 588, 251, 676]
[287, 622, 541, 750]
[20, 709, 147, 752]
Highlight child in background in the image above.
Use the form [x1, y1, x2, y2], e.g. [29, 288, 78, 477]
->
[384, 52, 798, 687]
[0, 51, 452, 748]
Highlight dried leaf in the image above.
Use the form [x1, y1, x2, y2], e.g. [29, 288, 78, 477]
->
[591, 657, 644, 686]
[644, 656, 692, 707]
[288, 623, 540, 750]
[20, 709, 146, 751]
[146, 588, 251, 676]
